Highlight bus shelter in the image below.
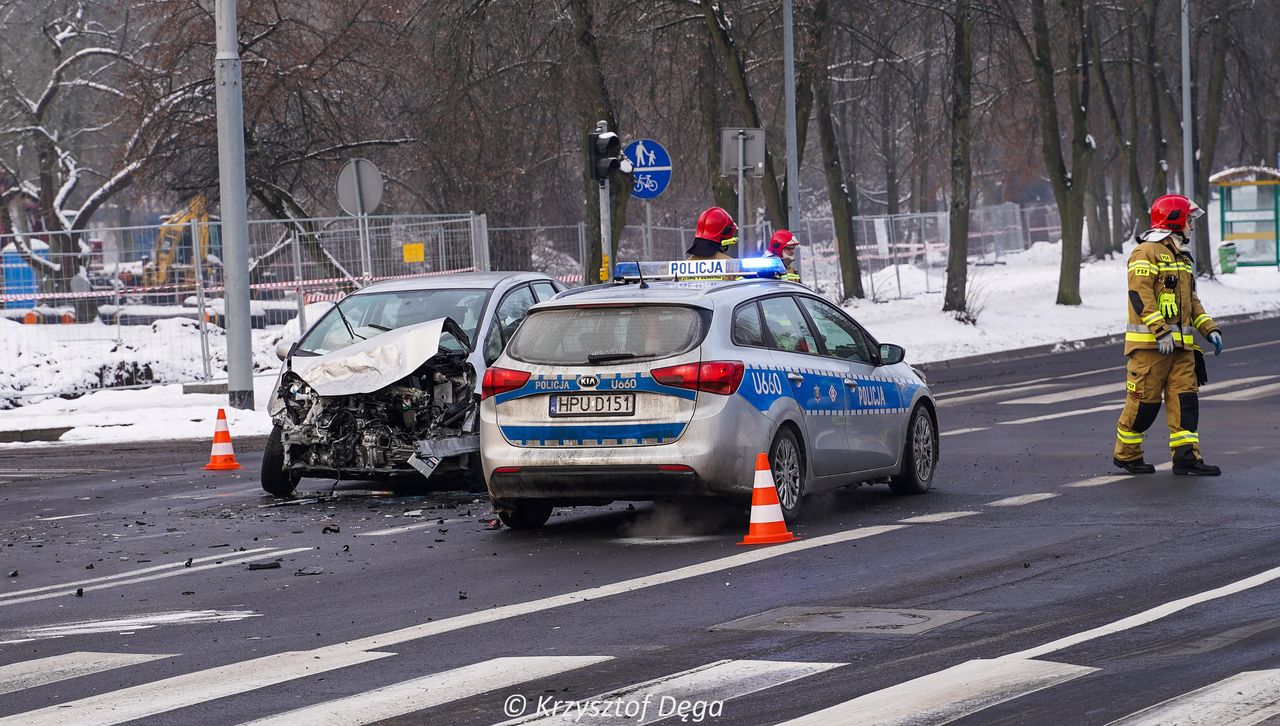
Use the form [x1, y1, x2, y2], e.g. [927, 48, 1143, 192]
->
[1210, 166, 1280, 267]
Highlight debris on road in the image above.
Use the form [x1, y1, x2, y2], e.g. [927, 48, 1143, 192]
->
[321, 525, 340, 534]
[248, 562, 281, 571]
[458, 591, 467, 600]
[75, 588, 83, 597]
[184, 558, 193, 567]
[7, 570, 16, 577]
[294, 567, 323, 576]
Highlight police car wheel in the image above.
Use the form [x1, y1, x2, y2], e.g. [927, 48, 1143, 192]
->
[889, 406, 935, 495]
[261, 426, 301, 497]
[495, 499, 554, 529]
[770, 428, 805, 524]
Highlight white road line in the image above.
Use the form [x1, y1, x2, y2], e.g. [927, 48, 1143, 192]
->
[1006, 563, 1280, 661]
[1226, 339, 1280, 353]
[0, 648, 397, 726]
[244, 656, 612, 726]
[3, 525, 903, 725]
[0, 549, 312, 608]
[899, 511, 981, 524]
[937, 383, 1065, 407]
[0, 549, 278, 601]
[0, 469, 106, 476]
[987, 493, 1060, 507]
[354, 519, 464, 537]
[776, 658, 1096, 726]
[1105, 669, 1280, 725]
[0, 652, 172, 696]
[934, 365, 1123, 400]
[999, 382, 1119, 405]
[940, 427, 988, 437]
[0, 610, 260, 644]
[1064, 463, 1171, 488]
[502, 659, 844, 725]
[1203, 381, 1280, 402]
[32, 513, 96, 521]
[1000, 404, 1122, 426]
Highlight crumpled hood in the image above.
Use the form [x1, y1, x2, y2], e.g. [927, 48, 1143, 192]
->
[291, 317, 462, 396]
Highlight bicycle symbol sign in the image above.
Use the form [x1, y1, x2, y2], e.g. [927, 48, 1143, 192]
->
[624, 139, 672, 200]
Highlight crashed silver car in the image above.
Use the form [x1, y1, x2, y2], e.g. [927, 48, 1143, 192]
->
[262, 272, 565, 496]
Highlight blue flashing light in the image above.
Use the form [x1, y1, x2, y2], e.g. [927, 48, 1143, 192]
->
[612, 261, 640, 280]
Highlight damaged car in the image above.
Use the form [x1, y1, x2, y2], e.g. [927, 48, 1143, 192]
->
[263, 272, 565, 496]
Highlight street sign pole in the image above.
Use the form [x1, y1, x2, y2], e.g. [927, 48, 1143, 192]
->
[737, 130, 746, 249]
[599, 179, 612, 279]
[213, 0, 253, 410]
[644, 203, 653, 259]
[783, 0, 801, 230]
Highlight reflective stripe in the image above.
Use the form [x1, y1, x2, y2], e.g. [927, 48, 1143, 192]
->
[1169, 430, 1199, 446]
[1194, 314, 1213, 328]
[1116, 428, 1144, 444]
[1126, 331, 1158, 342]
[1125, 331, 1196, 346]
[1142, 312, 1164, 325]
[1128, 261, 1158, 272]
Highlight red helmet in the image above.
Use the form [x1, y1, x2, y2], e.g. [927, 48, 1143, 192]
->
[695, 206, 738, 243]
[768, 230, 799, 256]
[1150, 194, 1204, 232]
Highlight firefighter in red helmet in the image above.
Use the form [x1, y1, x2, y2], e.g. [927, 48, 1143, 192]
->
[1113, 193, 1223, 476]
[686, 207, 738, 260]
[765, 230, 802, 282]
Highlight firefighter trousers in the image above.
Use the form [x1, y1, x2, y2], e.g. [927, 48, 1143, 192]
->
[1114, 348, 1202, 463]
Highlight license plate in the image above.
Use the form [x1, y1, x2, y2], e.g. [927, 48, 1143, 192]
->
[549, 393, 636, 417]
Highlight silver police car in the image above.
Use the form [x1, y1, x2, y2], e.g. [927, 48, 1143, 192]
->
[479, 259, 938, 529]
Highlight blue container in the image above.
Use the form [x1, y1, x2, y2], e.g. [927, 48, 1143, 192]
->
[2, 245, 48, 309]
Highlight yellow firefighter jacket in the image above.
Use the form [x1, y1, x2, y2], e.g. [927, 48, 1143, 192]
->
[1124, 236, 1219, 355]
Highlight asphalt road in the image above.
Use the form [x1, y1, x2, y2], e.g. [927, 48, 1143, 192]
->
[1, 316, 1277, 725]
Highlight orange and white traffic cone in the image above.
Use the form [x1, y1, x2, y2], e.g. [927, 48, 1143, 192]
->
[738, 452, 797, 545]
[204, 408, 241, 471]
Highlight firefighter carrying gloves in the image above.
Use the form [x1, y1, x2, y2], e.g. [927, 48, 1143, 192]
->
[686, 207, 738, 261]
[766, 230, 803, 282]
[1114, 194, 1222, 477]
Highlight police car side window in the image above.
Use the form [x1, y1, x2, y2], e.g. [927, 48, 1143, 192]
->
[759, 296, 819, 355]
[731, 303, 766, 347]
[798, 297, 871, 363]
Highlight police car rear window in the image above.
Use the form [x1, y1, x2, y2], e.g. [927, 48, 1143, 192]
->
[506, 305, 706, 365]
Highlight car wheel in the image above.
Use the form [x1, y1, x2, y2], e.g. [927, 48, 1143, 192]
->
[770, 428, 805, 524]
[495, 499, 553, 529]
[261, 425, 301, 497]
[890, 406, 936, 495]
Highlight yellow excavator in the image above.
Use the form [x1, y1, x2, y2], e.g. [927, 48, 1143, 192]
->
[141, 195, 221, 289]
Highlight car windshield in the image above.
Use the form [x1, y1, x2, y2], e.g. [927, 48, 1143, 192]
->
[297, 288, 488, 355]
[507, 305, 706, 365]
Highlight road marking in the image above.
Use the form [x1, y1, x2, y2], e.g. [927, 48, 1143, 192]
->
[0, 548, 312, 608]
[7, 525, 903, 725]
[1006, 563, 1280, 661]
[776, 658, 1096, 726]
[1226, 339, 1280, 353]
[1064, 463, 1171, 488]
[940, 427, 988, 437]
[0, 469, 106, 476]
[1105, 669, 1280, 725]
[0, 652, 172, 696]
[354, 519, 464, 537]
[502, 659, 844, 725]
[1203, 381, 1280, 402]
[0, 648, 397, 726]
[934, 365, 1123, 400]
[937, 383, 1064, 407]
[987, 493, 1060, 507]
[32, 513, 97, 521]
[999, 382, 1119, 405]
[0, 610, 260, 644]
[1000, 404, 1122, 425]
[244, 656, 612, 726]
[899, 511, 981, 524]
[0, 549, 277, 600]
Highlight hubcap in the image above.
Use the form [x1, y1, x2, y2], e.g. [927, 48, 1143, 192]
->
[913, 414, 935, 482]
[773, 439, 802, 510]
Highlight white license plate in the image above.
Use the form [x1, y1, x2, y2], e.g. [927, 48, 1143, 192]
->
[549, 393, 636, 417]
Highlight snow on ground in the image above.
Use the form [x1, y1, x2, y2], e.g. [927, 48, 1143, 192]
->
[1, 242, 1277, 446]
[843, 242, 1280, 364]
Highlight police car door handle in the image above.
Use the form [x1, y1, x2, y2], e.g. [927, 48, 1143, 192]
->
[787, 372, 804, 384]
[843, 378, 858, 389]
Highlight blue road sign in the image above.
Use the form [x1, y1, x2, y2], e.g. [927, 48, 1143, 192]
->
[624, 139, 672, 200]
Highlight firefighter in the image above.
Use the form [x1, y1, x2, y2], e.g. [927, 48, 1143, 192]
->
[1113, 194, 1223, 476]
[766, 229, 803, 282]
[686, 206, 737, 260]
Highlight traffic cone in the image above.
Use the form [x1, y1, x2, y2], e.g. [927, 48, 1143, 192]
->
[204, 408, 241, 471]
[738, 452, 797, 545]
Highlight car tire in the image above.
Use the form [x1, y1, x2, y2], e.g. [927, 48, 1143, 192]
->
[890, 405, 936, 495]
[261, 425, 301, 498]
[495, 499, 553, 529]
[770, 427, 805, 524]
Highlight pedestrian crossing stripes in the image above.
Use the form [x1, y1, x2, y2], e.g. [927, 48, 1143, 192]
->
[0, 652, 170, 696]
[1105, 669, 1280, 725]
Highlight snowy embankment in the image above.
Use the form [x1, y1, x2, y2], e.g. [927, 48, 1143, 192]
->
[1, 245, 1277, 446]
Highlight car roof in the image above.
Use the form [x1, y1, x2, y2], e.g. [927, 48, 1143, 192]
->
[351, 271, 550, 295]
[539, 278, 808, 309]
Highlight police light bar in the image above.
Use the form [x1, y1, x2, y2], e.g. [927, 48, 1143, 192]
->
[613, 258, 786, 281]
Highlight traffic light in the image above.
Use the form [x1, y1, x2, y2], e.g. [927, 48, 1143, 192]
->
[588, 129, 621, 184]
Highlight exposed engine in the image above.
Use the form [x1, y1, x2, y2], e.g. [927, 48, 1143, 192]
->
[274, 350, 476, 475]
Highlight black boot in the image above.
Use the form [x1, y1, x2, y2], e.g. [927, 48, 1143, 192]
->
[1172, 445, 1221, 476]
[1114, 456, 1156, 474]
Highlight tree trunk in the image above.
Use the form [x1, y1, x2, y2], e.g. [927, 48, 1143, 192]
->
[1110, 168, 1127, 254]
[1144, 3, 1169, 196]
[698, 37, 737, 214]
[943, 0, 972, 314]
[880, 81, 901, 216]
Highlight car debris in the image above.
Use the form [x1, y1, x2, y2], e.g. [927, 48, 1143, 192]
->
[248, 562, 281, 571]
[294, 567, 324, 576]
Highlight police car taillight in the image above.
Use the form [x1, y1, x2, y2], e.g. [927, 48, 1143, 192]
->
[651, 361, 744, 396]
[481, 367, 531, 400]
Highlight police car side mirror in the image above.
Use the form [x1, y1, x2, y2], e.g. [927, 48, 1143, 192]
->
[879, 343, 906, 366]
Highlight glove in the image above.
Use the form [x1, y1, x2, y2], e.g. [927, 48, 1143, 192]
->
[1209, 331, 1223, 356]
[1156, 334, 1175, 355]
[1158, 292, 1179, 319]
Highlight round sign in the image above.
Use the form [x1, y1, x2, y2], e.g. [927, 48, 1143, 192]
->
[624, 139, 672, 200]
[336, 158, 384, 215]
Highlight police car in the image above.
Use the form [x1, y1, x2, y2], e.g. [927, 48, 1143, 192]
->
[479, 258, 938, 529]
